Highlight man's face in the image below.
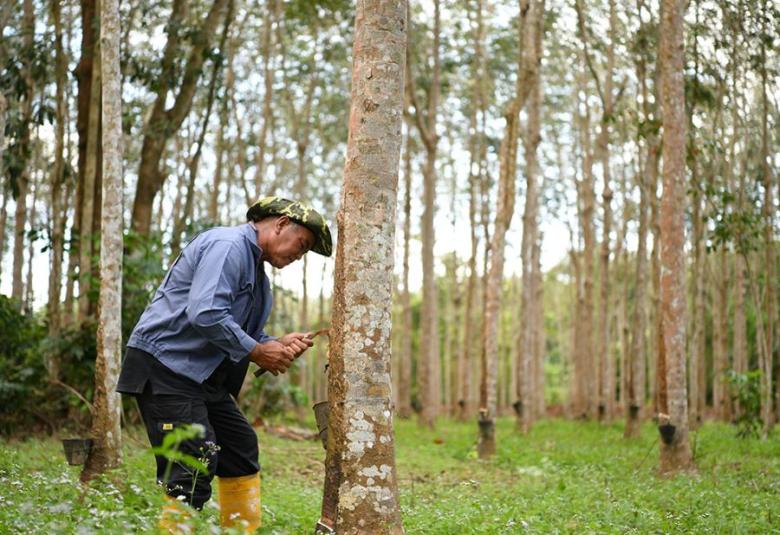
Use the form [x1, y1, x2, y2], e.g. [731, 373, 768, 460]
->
[264, 217, 316, 269]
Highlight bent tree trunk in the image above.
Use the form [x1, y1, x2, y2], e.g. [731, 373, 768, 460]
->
[130, 0, 229, 236]
[322, 1, 406, 532]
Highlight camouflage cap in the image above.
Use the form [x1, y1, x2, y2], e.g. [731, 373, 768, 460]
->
[246, 196, 333, 257]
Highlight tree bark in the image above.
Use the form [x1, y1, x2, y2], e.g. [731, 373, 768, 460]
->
[78, 14, 101, 324]
[11, 0, 35, 303]
[456, 0, 486, 422]
[81, 0, 123, 481]
[47, 0, 68, 360]
[686, 0, 705, 429]
[397, 122, 413, 419]
[407, 0, 441, 428]
[515, 0, 544, 433]
[758, 0, 775, 436]
[252, 0, 280, 195]
[0, 94, 6, 281]
[24, 164, 38, 312]
[479, 0, 536, 456]
[658, 0, 693, 474]
[573, 63, 597, 420]
[322, 1, 406, 530]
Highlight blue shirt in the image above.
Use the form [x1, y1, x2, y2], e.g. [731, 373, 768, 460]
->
[127, 223, 275, 384]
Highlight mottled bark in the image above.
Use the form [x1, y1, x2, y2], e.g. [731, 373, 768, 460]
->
[322, 1, 406, 531]
[658, 0, 693, 474]
[81, 0, 123, 481]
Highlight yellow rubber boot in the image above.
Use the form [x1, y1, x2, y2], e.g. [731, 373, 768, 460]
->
[158, 495, 194, 534]
[218, 473, 262, 533]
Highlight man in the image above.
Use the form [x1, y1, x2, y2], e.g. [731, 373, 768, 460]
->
[116, 197, 332, 533]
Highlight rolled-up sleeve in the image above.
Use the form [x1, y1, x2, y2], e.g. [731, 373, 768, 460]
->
[186, 240, 257, 362]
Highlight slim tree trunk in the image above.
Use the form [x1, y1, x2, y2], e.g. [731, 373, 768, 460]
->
[12, 0, 35, 303]
[0, 94, 7, 280]
[576, 0, 618, 423]
[457, 0, 486, 421]
[47, 0, 68, 358]
[713, 249, 729, 419]
[407, 0, 441, 428]
[516, 0, 544, 433]
[24, 167, 38, 312]
[78, 18, 101, 324]
[397, 124, 413, 419]
[479, 0, 537, 456]
[686, 0, 706, 429]
[321, 2, 406, 530]
[532, 235, 545, 418]
[252, 0, 279, 195]
[626, 6, 658, 435]
[81, 0, 123, 481]
[759, 0, 775, 436]
[574, 65, 597, 420]
[210, 84, 228, 222]
[658, 0, 693, 474]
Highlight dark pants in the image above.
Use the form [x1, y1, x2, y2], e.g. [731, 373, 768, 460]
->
[122, 349, 260, 510]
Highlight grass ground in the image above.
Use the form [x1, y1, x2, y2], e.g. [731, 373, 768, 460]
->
[1, 417, 778, 534]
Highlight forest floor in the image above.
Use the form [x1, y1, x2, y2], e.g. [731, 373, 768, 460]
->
[1, 416, 778, 534]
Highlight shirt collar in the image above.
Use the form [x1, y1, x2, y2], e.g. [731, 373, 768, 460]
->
[242, 222, 263, 261]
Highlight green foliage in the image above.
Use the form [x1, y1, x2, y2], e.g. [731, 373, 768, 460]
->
[242, 375, 308, 417]
[122, 230, 166, 347]
[726, 369, 763, 439]
[1, 419, 778, 533]
[0, 296, 46, 432]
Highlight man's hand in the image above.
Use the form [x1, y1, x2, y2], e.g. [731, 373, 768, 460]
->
[249, 341, 295, 376]
[278, 332, 314, 357]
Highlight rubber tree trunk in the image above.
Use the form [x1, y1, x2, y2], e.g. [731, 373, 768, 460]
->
[321, 1, 406, 531]
[0, 94, 7, 281]
[758, 0, 775, 437]
[479, 0, 535, 457]
[81, 0, 123, 482]
[515, 0, 544, 434]
[657, 0, 694, 474]
[396, 125, 413, 419]
[11, 0, 35, 303]
[47, 0, 68, 365]
[406, 0, 441, 429]
[78, 19, 101, 325]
